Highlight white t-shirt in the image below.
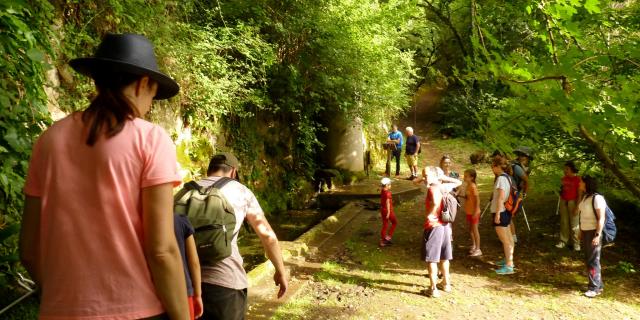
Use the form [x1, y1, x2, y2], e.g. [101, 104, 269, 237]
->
[491, 175, 511, 213]
[198, 177, 265, 290]
[579, 194, 606, 231]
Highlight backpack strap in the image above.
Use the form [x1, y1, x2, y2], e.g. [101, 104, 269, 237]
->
[591, 192, 601, 221]
[174, 181, 200, 202]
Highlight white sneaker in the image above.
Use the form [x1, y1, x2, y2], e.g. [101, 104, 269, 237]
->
[584, 290, 601, 298]
[556, 242, 566, 249]
[430, 288, 441, 298]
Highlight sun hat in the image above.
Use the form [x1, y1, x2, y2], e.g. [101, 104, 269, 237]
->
[514, 146, 533, 160]
[69, 33, 179, 100]
[380, 177, 392, 186]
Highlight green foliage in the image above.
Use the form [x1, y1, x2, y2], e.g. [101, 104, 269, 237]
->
[0, 1, 54, 301]
[414, 0, 640, 201]
[616, 261, 637, 274]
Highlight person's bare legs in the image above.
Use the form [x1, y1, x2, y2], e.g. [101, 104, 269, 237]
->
[427, 262, 438, 289]
[510, 219, 517, 241]
[438, 260, 450, 288]
[495, 226, 514, 266]
[471, 223, 481, 251]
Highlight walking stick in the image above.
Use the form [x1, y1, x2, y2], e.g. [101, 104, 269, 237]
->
[521, 204, 531, 231]
[480, 201, 490, 218]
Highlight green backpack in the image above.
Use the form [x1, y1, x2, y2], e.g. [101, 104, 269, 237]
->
[174, 177, 237, 264]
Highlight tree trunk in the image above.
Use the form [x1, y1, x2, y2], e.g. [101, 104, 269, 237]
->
[578, 124, 640, 200]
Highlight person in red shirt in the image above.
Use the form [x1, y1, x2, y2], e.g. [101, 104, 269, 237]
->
[556, 161, 583, 251]
[379, 177, 398, 247]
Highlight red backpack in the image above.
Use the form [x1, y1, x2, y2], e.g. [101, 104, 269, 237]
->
[501, 174, 522, 215]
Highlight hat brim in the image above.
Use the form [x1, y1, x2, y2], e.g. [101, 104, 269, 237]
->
[69, 58, 179, 100]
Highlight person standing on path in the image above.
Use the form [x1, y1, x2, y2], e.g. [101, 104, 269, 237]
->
[439, 155, 460, 180]
[578, 176, 606, 298]
[385, 124, 403, 177]
[20, 34, 189, 319]
[510, 146, 532, 243]
[379, 177, 398, 247]
[197, 153, 288, 319]
[556, 161, 582, 251]
[463, 169, 482, 257]
[421, 166, 461, 298]
[491, 157, 516, 275]
[404, 127, 421, 180]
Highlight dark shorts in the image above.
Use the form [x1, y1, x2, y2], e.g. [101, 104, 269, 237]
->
[492, 210, 512, 227]
[202, 283, 247, 320]
[421, 225, 453, 263]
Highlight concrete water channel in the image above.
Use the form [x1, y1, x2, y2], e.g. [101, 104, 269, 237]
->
[238, 177, 423, 272]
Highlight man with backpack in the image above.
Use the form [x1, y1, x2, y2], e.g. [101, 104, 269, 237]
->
[175, 152, 288, 319]
[510, 146, 532, 243]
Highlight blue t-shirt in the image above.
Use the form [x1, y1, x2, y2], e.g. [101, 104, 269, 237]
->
[511, 162, 526, 191]
[174, 214, 195, 296]
[388, 131, 403, 149]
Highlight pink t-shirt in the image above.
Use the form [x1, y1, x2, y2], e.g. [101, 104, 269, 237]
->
[24, 113, 181, 319]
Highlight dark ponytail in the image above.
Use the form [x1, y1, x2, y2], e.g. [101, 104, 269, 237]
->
[582, 175, 598, 196]
[81, 72, 141, 146]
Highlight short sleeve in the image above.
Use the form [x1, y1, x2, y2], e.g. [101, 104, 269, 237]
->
[141, 126, 181, 188]
[496, 176, 510, 191]
[594, 195, 607, 211]
[179, 215, 194, 238]
[24, 135, 45, 197]
[243, 185, 265, 220]
[514, 165, 526, 179]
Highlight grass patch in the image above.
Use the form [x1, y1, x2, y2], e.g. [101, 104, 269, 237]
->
[270, 295, 314, 320]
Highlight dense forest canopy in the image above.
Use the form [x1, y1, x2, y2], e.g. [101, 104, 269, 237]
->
[1, 0, 639, 304]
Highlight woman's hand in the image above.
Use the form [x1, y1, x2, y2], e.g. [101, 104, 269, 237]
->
[386, 213, 390, 219]
[494, 214, 501, 225]
[592, 234, 600, 246]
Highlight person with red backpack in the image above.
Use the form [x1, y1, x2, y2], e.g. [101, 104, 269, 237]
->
[491, 157, 517, 275]
[510, 146, 532, 243]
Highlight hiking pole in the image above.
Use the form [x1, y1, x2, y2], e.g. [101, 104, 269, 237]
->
[521, 204, 531, 231]
[480, 201, 490, 218]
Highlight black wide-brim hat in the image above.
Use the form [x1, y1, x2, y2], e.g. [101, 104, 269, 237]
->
[69, 33, 179, 100]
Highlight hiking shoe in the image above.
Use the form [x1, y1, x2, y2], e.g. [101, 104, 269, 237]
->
[469, 249, 482, 257]
[495, 265, 515, 275]
[383, 239, 393, 246]
[573, 244, 581, 252]
[468, 247, 476, 254]
[379, 240, 387, 247]
[584, 290, 601, 298]
[430, 288, 441, 298]
[437, 283, 452, 292]
[555, 241, 566, 249]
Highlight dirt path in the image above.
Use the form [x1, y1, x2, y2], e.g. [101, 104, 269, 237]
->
[249, 97, 640, 319]
[267, 136, 640, 319]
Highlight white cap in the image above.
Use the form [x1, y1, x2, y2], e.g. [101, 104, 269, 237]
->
[380, 177, 392, 186]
